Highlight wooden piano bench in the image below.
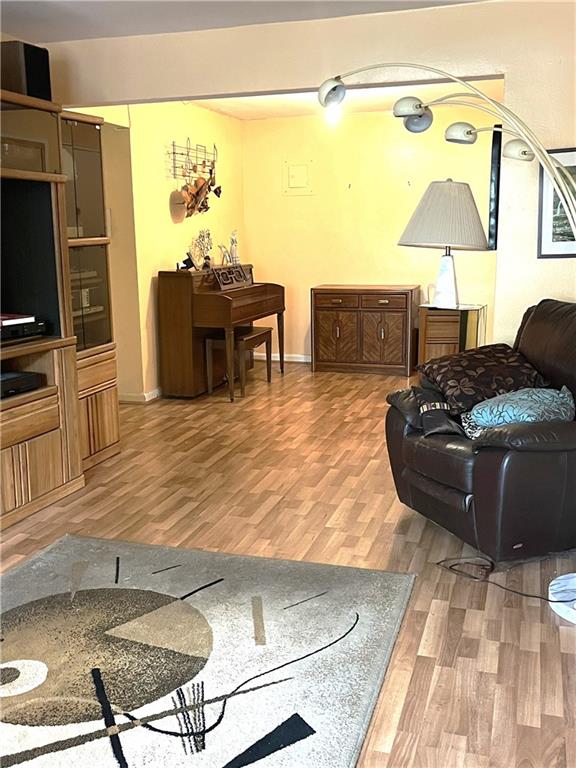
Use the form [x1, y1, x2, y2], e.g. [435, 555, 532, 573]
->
[205, 327, 273, 401]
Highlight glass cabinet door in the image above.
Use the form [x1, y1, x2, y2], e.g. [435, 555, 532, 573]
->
[62, 120, 106, 239]
[70, 246, 112, 350]
[1, 101, 61, 174]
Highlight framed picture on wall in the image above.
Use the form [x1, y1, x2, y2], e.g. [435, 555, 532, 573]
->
[537, 147, 576, 258]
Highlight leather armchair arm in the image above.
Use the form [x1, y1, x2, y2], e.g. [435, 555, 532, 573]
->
[474, 420, 576, 452]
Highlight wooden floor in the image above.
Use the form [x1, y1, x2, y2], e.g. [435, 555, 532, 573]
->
[2, 362, 575, 768]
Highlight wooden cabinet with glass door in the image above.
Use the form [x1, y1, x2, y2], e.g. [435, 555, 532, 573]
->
[61, 110, 120, 469]
[1, 91, 85, 527]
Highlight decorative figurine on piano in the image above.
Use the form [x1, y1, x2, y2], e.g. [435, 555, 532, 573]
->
[196, 228, 213, 270]
[218, 230, 240, 266]
[230, 230, 239, 265]
[176, 229, 213, 271]
[218, 244, 231, 265]
[176, 252, 195, 271]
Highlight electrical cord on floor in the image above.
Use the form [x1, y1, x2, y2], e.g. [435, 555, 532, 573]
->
[435, 554, 574, 603]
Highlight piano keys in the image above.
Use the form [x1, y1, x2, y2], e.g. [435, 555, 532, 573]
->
[157, 265, 285, 398]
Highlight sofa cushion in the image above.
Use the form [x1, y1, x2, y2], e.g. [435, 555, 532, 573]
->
[403, 433, 476, 493]
[417, 343, 546, 415]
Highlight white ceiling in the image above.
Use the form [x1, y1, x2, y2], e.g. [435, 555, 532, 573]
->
[194, 77, 504, 120]
[2, 0, 480, 44]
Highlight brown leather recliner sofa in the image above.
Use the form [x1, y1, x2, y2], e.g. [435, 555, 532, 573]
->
[385, 299, 576, 562]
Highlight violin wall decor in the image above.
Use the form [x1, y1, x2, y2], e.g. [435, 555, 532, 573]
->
[168, 139, 222, 223]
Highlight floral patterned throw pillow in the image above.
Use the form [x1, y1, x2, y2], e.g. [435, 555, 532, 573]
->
[418, 343, 547, 415]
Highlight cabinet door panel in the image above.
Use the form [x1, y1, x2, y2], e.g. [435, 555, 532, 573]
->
[315, 310, 337, 362]
[361, 311, 382, 363]
[78, 397, 91, 460]
[74, 148, 106, 237]
[90, 387, 120, 454]
[70, 246, 113, 351]
[26, 430, 63, 501]
[1, 448, 17, 514]
[382, 312, 406, 365]
[336, 311, 359, 362]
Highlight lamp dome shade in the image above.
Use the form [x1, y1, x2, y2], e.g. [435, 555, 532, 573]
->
[445, 122, 477, 144]
[503, 138, 535, 161]
[403, 108, 433, 133]
[318, 77, 346, 107]
[393, 96, 424, 117]
[399, 179, 488, 251]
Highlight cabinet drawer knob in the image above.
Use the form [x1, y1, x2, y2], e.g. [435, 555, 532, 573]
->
[331, 298, 343, 304]
[378, 299, 390, 305]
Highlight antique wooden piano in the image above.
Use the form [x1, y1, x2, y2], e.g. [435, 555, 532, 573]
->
[157, 265, 285, 398]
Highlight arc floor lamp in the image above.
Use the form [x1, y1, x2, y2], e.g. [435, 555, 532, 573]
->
[318, 63, 576, 307]
[318, 62, 576, 235]
[319, 62, 576, 621]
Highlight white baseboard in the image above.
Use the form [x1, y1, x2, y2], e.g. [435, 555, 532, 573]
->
[253, 352, 311, 363]
[119, 388, 162, 403]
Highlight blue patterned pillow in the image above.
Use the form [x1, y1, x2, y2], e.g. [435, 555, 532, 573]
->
[470, 386, 575, 428]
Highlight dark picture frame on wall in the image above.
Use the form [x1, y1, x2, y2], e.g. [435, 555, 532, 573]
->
[538, 147, 576, 259]
[487, 124, 502, 250]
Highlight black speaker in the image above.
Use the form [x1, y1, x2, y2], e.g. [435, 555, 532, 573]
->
[1, 41, 52, 101]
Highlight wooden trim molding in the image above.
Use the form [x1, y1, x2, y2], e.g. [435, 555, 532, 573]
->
[1, 336, 77, 362]
[68, 237, 111, 248]
[0, 475, 85, 530]
[0, 386, 58, 413]
[82, 442, 120, 470]
[76, 342, 116, 360]
[1, 89, 62, 113]
[60, 109, 104, 125]
[0, 168, 67, 184]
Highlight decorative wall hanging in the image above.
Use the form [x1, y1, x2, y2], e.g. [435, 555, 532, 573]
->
[168, 140, 222, 223]
[538, 147, 576, 258]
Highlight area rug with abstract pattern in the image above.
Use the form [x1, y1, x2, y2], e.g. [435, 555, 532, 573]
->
[0, 535, 414, 767]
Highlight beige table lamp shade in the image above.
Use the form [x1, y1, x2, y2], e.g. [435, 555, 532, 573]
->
[399, 179, 488, 307]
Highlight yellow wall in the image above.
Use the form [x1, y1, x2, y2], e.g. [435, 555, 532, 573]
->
[48, 0, 575, 347]
[82, 102, 245, 398]
[86, 98, 495, 391]
[243, 105, 497, 359]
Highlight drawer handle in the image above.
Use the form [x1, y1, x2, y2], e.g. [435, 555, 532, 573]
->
[331, 298, 343, 304]
[378, 299, 390, 305]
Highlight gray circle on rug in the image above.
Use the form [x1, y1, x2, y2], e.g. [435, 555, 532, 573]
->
[0, 667, 20, 685]
[1, 588, 212, 726]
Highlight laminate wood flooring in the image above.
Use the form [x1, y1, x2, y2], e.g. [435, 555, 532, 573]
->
[2, 363, 575, 768]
